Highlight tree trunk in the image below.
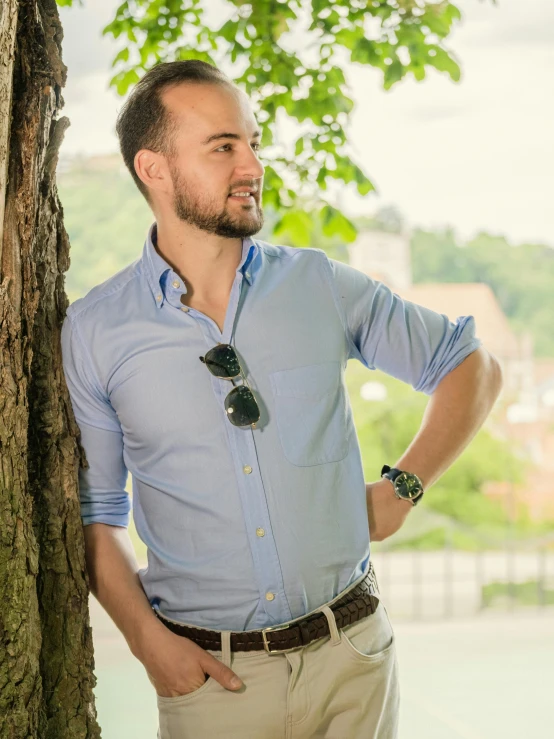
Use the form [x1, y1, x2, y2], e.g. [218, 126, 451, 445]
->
[1, 1, 101, 737]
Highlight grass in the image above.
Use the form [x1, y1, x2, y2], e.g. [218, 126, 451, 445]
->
[482, 580, 554, 607]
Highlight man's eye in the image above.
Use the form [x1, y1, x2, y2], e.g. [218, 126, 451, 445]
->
[215, 144, 232, 152]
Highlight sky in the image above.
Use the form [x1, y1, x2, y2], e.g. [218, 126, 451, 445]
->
[57, 0, 554, 247]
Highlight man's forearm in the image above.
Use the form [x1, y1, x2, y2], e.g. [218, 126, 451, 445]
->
[394, 346, 503, 489]
[364, 347, 503, 541]
[83, 523, 166, 660]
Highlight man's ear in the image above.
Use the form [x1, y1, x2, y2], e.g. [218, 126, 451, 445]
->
[135, 149, 171, 195]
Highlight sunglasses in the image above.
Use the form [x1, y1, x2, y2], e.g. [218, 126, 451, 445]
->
[199, 343, 260, 428]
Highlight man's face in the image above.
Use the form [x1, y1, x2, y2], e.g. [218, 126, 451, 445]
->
[160, 82, 265, 238]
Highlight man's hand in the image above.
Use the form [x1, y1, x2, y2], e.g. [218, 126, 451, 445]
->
[366, 478, 413, 542]
[137, 623, 243, 697]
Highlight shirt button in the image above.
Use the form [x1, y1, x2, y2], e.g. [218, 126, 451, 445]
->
[256, 528, 265, 537]
[265, 592, 275, 601]
[156, 294, 162, 301]
[172, 280, 180, 288]
[181, 306, 189, 312]
[243, 465, 252, 474]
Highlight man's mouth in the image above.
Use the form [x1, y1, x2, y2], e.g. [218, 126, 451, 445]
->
[228, 188, 257, 204]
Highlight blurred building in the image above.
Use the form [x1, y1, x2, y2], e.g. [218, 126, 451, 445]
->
[349, 229, 413, 291]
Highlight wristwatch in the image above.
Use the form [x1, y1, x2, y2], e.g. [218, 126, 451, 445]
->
[381, 465, 425, 506]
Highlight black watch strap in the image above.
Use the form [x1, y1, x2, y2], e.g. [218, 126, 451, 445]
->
[381, 464, 400, 480]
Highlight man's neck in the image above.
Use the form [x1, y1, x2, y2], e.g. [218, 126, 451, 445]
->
[155, 220, 243, 304]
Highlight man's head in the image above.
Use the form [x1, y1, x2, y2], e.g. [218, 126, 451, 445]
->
[116, 60, 264, 238]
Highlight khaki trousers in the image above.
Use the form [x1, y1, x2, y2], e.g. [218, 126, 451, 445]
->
[148, 572, 400, 738]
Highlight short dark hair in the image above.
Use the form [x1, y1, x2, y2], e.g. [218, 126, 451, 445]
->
[115, 60, 233, 204]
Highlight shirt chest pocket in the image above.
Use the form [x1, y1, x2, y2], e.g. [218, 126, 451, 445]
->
[269, 361, 349, 467]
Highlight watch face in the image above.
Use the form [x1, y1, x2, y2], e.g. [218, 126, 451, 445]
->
[395, 472, 423, 500]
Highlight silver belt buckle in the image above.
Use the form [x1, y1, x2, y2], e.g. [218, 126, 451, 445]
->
[261, 622, 300, 654]
[261, 566, 377, 654]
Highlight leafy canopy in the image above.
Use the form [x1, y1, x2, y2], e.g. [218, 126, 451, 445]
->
[58, 0, 471, 245]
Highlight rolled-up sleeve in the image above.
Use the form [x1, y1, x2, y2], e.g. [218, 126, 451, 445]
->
[61, 311, 130, 527]
[324, 256, 482, 395]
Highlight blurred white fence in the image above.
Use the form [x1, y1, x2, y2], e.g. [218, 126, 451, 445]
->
[371, 547, 554, 621]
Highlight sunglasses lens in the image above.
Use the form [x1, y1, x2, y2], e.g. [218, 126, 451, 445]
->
[204, 344, 240, 378]
[225, 386, 260, 427]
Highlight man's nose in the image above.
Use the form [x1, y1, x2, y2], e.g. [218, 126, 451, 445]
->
[236, 146, 265, 180]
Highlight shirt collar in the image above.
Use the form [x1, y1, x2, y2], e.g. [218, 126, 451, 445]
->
[141, 222, 261, 308]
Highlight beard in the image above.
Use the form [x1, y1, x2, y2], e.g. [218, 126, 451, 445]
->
[170, 165, 264, 238]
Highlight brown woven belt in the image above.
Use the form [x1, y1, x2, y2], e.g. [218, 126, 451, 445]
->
[153, 561, 380, 654]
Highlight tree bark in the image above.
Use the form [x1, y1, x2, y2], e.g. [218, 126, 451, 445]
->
[1, 1, 101, 737]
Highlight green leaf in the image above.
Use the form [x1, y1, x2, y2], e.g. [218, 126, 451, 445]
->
[273, 210, 314, 247]
[410, 63, 426, 82]
[420, 8, 452, 38]
[219, 20, 239, 43]
[261, 127, 274, 147]
[111, 47, 130, 67]
[262, 164, 284, 209]
[110, 68, 140, 96]
[319, 205, 357, 242]
[353, 164, 375, 196]
[316, 166, 328, 190]
[445, 4, 462, 24]
[351, 38, 379, 66]
[175, 48, 216, 66]
[263, 164, 285, 191]
[383, 60, 404, 90]
[103, 21, 123, 39]
[334, 27, 361, 51]
[428, 47, 461, 82]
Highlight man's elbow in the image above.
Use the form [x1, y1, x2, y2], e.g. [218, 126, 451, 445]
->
[481, 347, 504, 399]
[464, 346, 504, 403]
[441, 346, 503, 399]
[491, 354, 504, 396]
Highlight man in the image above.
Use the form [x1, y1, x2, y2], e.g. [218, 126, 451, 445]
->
[60, 60, 502, 739]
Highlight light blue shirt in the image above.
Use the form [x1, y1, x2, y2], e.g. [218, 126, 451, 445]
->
[61, 222, 481, 631]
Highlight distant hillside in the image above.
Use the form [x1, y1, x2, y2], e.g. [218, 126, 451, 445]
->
[57, 155, 153, 304]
